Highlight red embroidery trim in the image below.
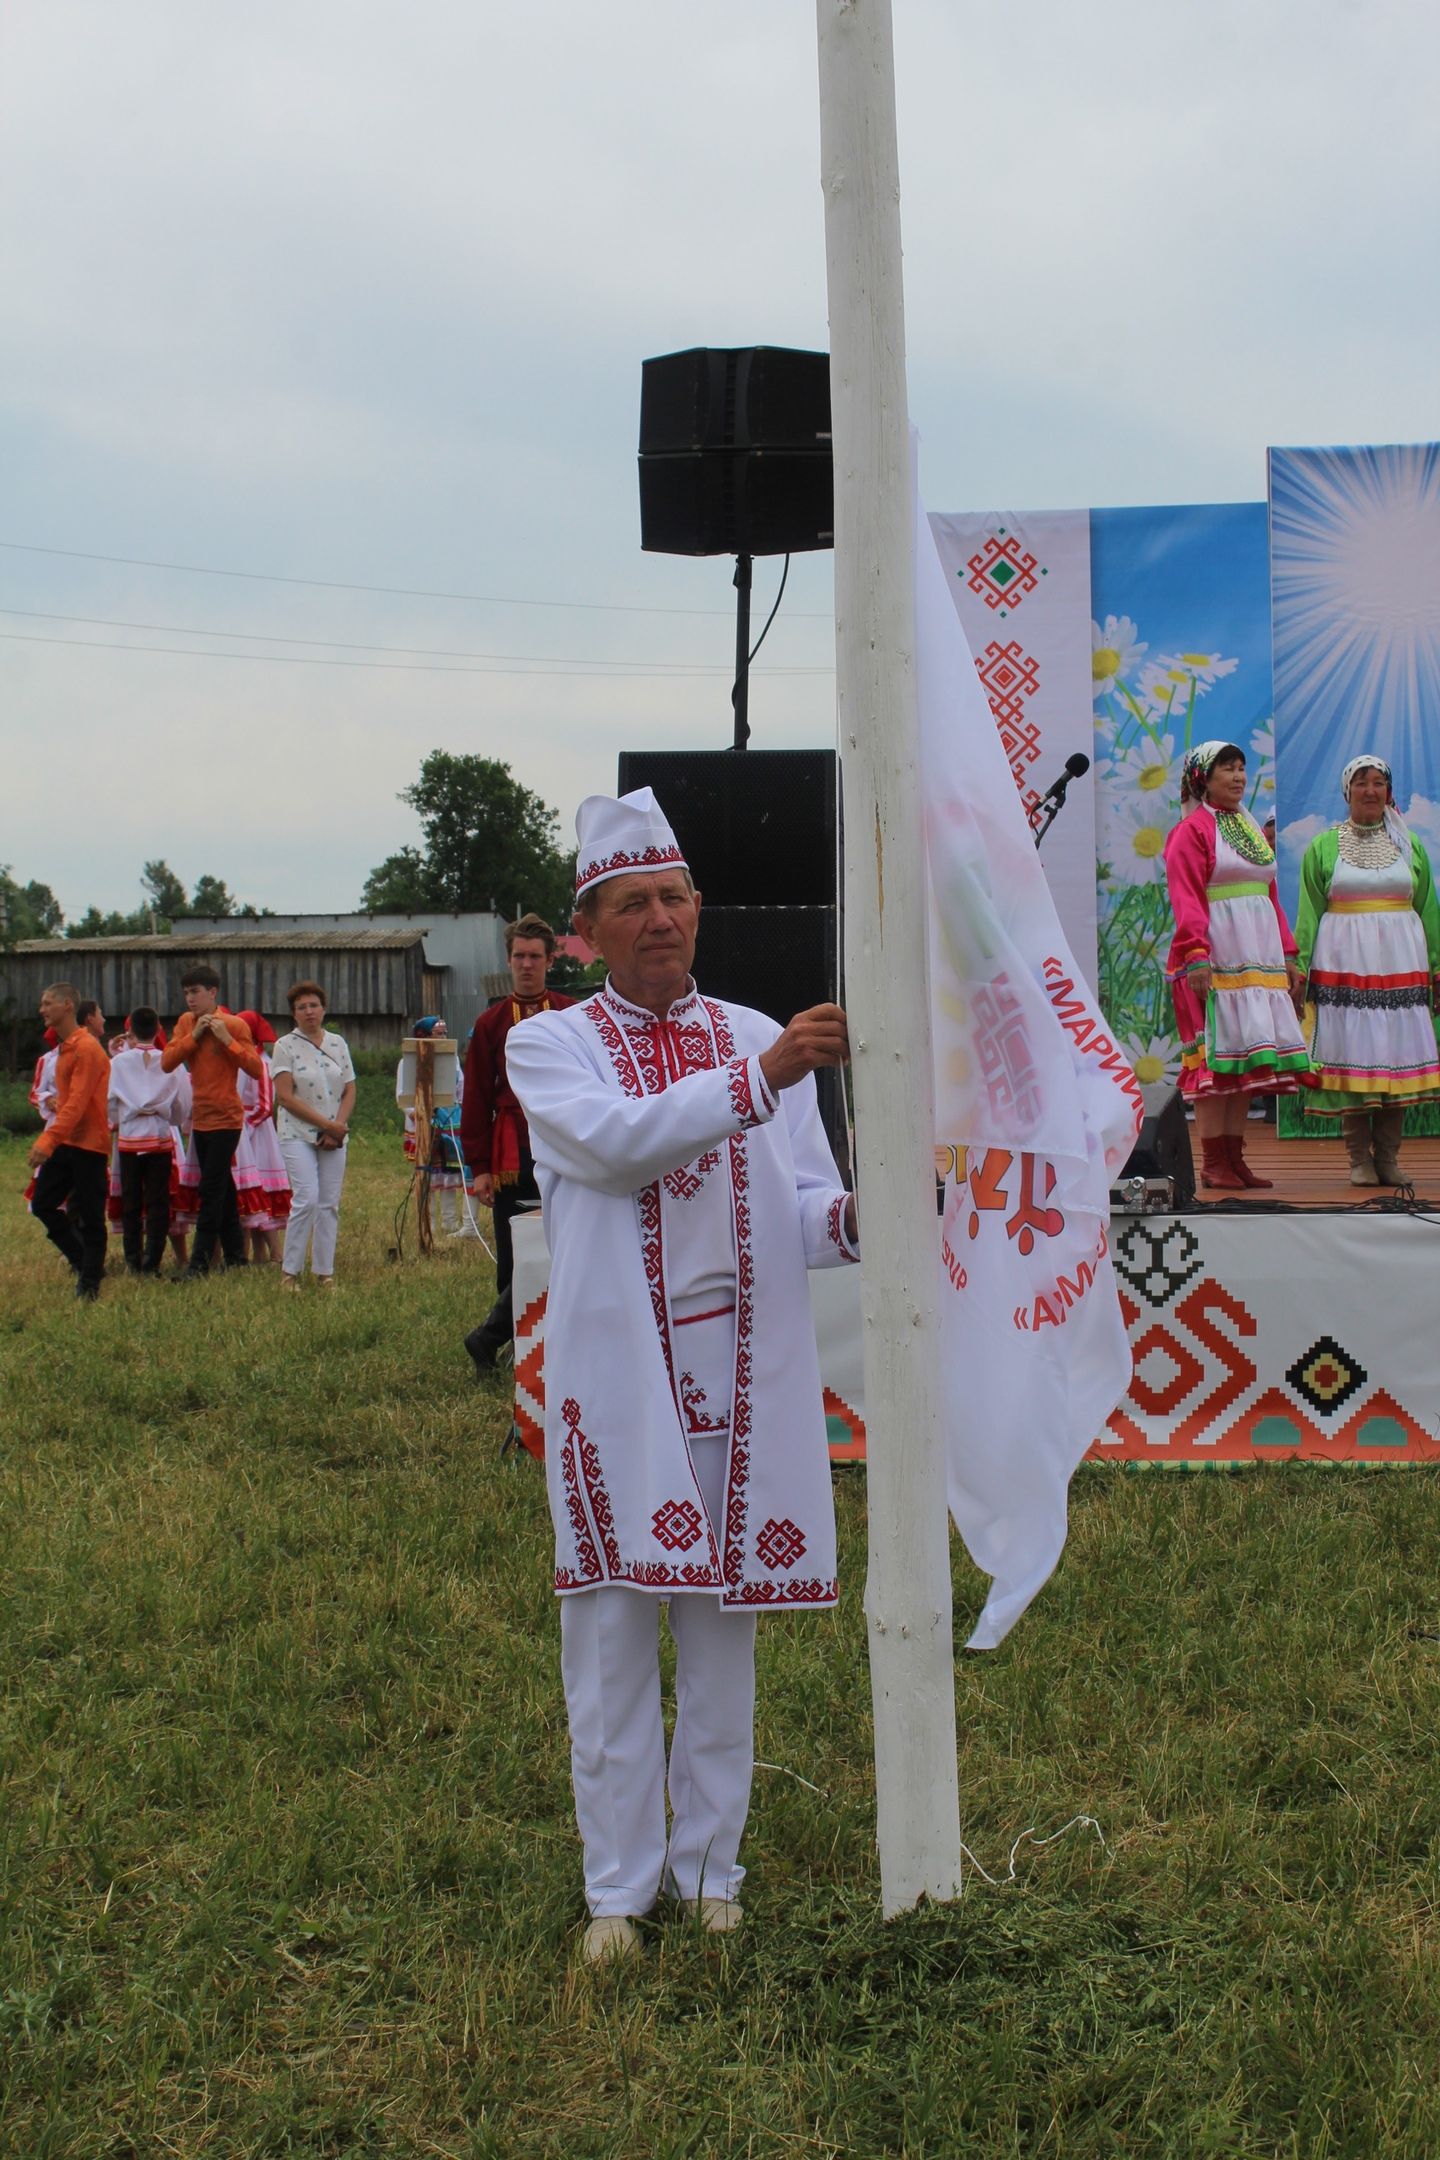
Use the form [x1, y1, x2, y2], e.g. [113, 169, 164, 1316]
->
[679, 1370, 730, 1435]
[827, 1193, 857, 1261]
[575, 842, 686, 894]
[755, 1516, 807, 1570]
[727, 1057, 761, 1128]
[556, 1396, 601, 1587]
[730, 1577, 838, 1607]
[652, 1496, 705, 1551]
[575, 1419, 624, 1577]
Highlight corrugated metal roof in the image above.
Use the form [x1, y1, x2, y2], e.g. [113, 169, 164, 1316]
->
[16, 930, 428, 954]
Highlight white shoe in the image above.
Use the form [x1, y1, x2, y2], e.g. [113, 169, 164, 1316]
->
[681, 1897, 743, 1934]
[581, 1916, 640, 1964]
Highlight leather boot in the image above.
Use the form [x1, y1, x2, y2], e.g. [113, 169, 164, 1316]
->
[1226, 1132, 1272, 1188]
[1199, 1136, 1246, 1189]
[1342, 1111, 1379, 1187]
[464, 1288, 513, 1376]
[1372, 1105, 1406, 1185]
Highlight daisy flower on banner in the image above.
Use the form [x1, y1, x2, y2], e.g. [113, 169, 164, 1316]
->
[1137, 658, 1203, 724]
[1100, 793, 1170, 886]
[1161, 649, 1239, 690]
[1119, 1032, 1182, 1086]
[1099, 731, 1181, 803]
[1091, 616, 1147, 702]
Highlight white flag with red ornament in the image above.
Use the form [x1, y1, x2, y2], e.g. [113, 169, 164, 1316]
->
[915, 462, 1143, 1648]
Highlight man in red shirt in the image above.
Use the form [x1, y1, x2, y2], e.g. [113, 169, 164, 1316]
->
[459, 913, 575, 1374]
[161, 964, 264, 1277]
[28, 981, 112, 1301]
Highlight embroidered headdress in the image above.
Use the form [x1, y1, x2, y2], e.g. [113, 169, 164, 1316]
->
[574, 786, 688, 899]
[1341, 752, 1409, 851]
[1180, 739, 1242, 806]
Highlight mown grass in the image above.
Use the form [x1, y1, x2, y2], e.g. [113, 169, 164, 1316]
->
[3, 1095, 1440, 2157]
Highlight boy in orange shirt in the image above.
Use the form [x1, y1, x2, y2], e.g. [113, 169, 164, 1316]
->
[28, 981, 112, 1301]
[162, 964, 264, 1277]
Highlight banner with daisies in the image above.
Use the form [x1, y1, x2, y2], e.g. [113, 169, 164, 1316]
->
[929, 499, 1276, 1094]
[1089, 503, 1275, 1091]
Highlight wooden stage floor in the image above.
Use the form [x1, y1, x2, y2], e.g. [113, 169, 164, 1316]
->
[1187, 1126, 1440, 1209]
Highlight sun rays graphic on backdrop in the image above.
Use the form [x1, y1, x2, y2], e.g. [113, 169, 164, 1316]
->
[1269, 442, 1440, 798]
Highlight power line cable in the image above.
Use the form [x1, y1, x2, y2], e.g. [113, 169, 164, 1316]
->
[0, 538, 833, 620]
[0, 603, 829, 673]
[0, 628, 834, 680]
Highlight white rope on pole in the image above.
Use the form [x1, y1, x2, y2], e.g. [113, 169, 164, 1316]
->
[816, 0, 963, 1915]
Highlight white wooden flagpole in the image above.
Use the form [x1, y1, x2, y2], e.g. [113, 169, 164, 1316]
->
[815, 0, 962, 1913]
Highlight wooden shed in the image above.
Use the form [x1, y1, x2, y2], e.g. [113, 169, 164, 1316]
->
[3, 929, 445, 1053]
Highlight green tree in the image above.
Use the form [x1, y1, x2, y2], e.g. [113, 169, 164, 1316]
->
[361, 753, 573, 923]
[67, 904, 148, 939]
[189, 874, 236, 918]
[142, 859, 189, 925]
[1, 870, 65, 944]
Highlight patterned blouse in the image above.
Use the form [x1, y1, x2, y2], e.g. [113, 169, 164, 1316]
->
[271, 1028, 355, 1146]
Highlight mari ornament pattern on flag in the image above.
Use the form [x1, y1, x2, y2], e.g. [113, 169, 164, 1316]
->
[917, 466, 1142, 1649]
[929, 508, 1098, 985]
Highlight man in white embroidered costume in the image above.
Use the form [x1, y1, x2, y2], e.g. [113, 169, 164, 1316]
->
[508, 788, 858, 1964]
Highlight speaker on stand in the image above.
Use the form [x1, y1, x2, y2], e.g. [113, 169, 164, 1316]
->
[638, 345, 833, 749]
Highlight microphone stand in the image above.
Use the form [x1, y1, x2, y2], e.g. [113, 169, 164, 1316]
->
[1030, 785, 1072, 852]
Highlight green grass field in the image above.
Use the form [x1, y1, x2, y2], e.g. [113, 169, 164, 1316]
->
[3, 1080, 1440, 2156]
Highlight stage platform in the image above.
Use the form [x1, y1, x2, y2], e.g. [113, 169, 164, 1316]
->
[512, 1190, 1440, 1472]
[1185, 1128, 1440, 1211]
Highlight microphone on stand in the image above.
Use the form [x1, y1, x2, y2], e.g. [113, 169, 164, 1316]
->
[1033, 751, 1091, 810]
[1030, 751, 1091, 851]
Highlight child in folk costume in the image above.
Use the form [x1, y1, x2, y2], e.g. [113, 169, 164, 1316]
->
[1164, 740, 1309, 1191]
[104, 1016, 137, 1236]
[233, 1012, 293, 1263]
[107, 1007, 188, 1273]
[22, 1028, 61, 1213]
[398, 1016, 477, 1237]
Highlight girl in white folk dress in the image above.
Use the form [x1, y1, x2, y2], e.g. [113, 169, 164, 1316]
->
[233, 1011, 293, 1263]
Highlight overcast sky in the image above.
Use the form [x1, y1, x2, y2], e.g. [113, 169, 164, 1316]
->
[3, 0, 1438, 921]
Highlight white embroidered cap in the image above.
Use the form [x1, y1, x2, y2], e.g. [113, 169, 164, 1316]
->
[574, 787, 688, 898]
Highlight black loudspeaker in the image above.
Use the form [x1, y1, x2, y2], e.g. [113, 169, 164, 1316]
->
[616, 749, 836, 909]
[638, 452, 833, 558]
[640, 346, 831, 454]
[694, 905, 836, 1023]
[1120, 1083, 1196, 1207]
[638, 345, 833, 557]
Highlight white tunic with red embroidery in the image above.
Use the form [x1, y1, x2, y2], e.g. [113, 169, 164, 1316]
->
[508, 981, 858, 1610]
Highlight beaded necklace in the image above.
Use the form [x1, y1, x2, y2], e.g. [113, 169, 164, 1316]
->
[1337, 817, 1399, 871]
[1212, 806, 1274, 868]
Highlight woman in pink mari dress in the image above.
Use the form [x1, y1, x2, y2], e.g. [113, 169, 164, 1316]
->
[1163, 740, 1309, 1190]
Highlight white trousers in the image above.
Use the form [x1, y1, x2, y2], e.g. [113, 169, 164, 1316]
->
[558, 1434, 758, 1917]
[279, 1138, 347, 1276]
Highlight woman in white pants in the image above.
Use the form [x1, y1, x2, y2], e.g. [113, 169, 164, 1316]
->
[271, 981, 356, 1289]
